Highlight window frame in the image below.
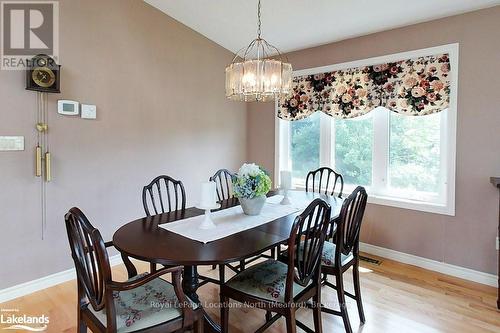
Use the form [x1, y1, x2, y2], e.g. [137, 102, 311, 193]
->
[275, 43, 458, 216]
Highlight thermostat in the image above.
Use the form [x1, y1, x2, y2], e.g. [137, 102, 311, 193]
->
[81, 104, 97, 119]
[58, 100, 79, 116]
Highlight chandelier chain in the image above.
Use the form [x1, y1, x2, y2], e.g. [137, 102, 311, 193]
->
[257, 0, 262, 38]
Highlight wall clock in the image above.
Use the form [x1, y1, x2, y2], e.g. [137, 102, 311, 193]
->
[26, 54, 61, 93]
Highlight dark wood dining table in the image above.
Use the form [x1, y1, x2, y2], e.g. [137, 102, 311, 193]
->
[113, 190, 343, 332]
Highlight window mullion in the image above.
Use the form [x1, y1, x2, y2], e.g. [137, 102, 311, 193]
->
[372, 108, 389, 195]
[319, 113, 331, 167]
[277, 118, 291, 176]
[439, 110, 448, 204]
[330, 116, 336, 169]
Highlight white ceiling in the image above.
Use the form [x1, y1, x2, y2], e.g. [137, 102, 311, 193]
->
[145, 0, 500, 54]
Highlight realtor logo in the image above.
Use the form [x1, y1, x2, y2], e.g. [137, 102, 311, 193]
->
[0, 308, 49, 332]
[0, 1, 59, 70]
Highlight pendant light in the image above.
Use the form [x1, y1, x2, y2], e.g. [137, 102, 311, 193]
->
[225, 0, 292, 102]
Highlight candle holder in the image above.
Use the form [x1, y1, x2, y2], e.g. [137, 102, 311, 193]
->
[196, 203, 221, 229]
[280, 189, 291, 205]
[280, 170, 292, 205]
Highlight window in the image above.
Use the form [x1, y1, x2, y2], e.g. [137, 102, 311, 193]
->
[290, 112, 320, 184]
[276, 46, 457, 216]
[388, 112, 442, 200]
[334, 113, 373, 187]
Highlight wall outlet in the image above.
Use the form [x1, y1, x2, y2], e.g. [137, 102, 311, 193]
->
[496, 236, 499, 251]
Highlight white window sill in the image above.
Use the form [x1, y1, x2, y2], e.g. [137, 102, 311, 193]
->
[291, 185, 455, 216]
[367, 194, 454, 216]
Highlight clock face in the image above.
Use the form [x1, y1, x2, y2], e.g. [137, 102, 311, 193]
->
[32, 67, 56, 88]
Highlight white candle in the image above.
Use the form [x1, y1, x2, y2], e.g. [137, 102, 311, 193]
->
[200, 181, 217, 208]
[280, 170, 292, 190]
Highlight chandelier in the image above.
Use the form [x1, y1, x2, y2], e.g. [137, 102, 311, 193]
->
[225, 0, 293, 102]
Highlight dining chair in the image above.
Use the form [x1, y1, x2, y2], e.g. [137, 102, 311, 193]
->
[64, 207, 203, 333]
[209, 169, 237, 274]
[142, 174, 186, 272]
[209, 168, 235, 202]
[142, 175, 186, 216]
[209, 169, 277, 283]
[221, 198, 332, 333]
[320, 186, 368, 333]
[306, 167, 344, 198]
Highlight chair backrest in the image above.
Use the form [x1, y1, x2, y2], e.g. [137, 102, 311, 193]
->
[305, 167, 344, 197]
[209, 169, 235, 201]
[285, 198, 331, 298]
[335, 186, 368, 256]
[65, 207, 111, 312]
[142, 175, 186, 216]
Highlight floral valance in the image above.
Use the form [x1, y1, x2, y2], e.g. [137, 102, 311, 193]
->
[278, 53, 451, 120]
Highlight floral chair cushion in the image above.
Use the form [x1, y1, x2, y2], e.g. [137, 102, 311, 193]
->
[90, 274, 197, 333]
[225, 260, 308, 303]
[281, 241, 354, 268]
[321, 241, 354, 267]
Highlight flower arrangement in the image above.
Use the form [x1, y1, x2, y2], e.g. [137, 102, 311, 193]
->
[233, 163, 272, 199]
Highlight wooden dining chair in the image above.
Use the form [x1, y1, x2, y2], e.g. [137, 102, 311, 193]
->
[64, 207, 203, 333]
[320, 186, 368, 333]
[306, 167, 344, 198]
[221, 198, 332, 333]
[209, 168, 235, 202]
[209, 168, 278, 283]
[142, 175, 186, 216]
[209, 169, 236, 274]
[142, 175, 186, 272]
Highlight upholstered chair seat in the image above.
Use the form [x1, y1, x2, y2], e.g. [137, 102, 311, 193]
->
[281, 241, 354, 268]
[319, 241, 354, 267]
[225, 260, 309, 303]
[90, 274, 198, 333]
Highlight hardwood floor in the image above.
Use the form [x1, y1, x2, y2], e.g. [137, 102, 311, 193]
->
[1, 253, 498, 332]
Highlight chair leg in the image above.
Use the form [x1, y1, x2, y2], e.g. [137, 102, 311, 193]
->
[270, 247, 276, 259]
[77, 310, 87, 333]
[353, 261, 366, 324]
[335, 273, 352, 333]
[212, 264, 217, 270]
[265, 310, 272, 321]
[150, 262, 157, 273]
[193, 316, 204, 333]
[285, 309, 297, 333]
[219, 265, 225, 285]
[221, 295, 230, 333]
[77, 320, 87, 333]
[77, 285, 87, 333]
[313, 289, 323, 333]
[239, 260, 245, 271]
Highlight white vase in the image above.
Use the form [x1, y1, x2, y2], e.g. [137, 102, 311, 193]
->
[239, 195, 266, 216]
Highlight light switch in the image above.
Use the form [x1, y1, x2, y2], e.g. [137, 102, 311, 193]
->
[81, 104, 97, 119]
[0, 136, 24, 151]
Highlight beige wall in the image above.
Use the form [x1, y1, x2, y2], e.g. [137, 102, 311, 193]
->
[0, 0, 246, 289]
[248, 7, 500, 274]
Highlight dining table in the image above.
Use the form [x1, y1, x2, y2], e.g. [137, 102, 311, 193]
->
[113, 189, 343, 333]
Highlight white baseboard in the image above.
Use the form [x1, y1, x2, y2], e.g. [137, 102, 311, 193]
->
[360, 242, 498, 287]
[0, 255, 122, 304]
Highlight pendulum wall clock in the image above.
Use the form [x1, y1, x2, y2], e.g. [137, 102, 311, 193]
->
[26, 54, 61, 238]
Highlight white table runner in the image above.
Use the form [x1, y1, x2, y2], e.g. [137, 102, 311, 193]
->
[160, 195, 310, 243]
